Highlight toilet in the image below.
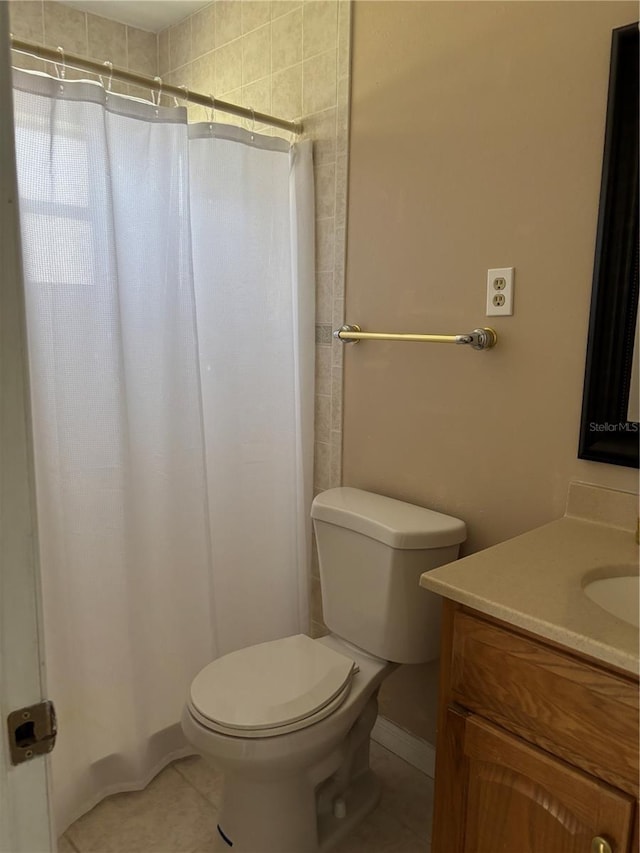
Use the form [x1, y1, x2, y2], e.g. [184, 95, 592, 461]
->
[181, 487, 466, 853]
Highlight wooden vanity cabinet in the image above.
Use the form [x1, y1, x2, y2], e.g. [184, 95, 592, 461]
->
[432, 601, 640, 853]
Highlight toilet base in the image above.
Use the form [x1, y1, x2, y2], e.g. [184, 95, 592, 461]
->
[212, 765, 381, 853]
[208, 696, 382, 853]
[318, 768, 381, 852]
[212, 771, 317, 853]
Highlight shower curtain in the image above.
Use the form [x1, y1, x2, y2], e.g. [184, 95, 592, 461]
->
[12, 69, 314, 834]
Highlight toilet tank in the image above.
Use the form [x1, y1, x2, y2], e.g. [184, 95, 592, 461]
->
[311, 488, 466, 664]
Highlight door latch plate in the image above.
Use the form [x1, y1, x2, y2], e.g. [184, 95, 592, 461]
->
[7, 700, 57, 765]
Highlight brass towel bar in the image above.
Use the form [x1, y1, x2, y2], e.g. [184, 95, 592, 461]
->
[334, 325, 498, 351]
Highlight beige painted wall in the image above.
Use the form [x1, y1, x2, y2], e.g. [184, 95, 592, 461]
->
[345, 0, 639, 743]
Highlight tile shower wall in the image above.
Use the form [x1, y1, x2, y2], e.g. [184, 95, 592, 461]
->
[8, 1, 157, 89]
[8, 0, 350, 637]
[159, 0, 350, 638]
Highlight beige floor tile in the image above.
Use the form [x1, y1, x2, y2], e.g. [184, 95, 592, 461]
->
[172, 755, 223, 808]
[66, 765, 218, 853]
[370, 742, 435, 841]
[64, 743, 433, 853]
[332, 805, 427, 853]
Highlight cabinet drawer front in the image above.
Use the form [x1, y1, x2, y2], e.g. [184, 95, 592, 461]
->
[451, 611, 639, 793]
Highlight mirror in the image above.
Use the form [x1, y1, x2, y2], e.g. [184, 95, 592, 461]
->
[579, 22, 639, 468]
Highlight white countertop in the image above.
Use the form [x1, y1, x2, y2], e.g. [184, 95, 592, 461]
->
[420, 514, 639, 675]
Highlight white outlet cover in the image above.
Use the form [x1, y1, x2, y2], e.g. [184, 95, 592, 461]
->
[486, 267, 514, 316]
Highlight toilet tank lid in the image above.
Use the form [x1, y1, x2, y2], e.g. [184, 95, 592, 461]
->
[311, 487, 467, 549]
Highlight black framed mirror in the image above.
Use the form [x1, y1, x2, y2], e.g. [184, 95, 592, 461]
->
[578, 22, 639, 468]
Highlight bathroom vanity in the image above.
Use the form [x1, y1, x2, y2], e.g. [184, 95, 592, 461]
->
[420, 483, 639, 853]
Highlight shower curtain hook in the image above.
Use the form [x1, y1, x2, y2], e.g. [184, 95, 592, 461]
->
[152, 76, 163, 108]
[174, 84, 189, 108]
[208, 95, 216, 135]
[54, 46, 66, 80]
[100, 60, 113, 94]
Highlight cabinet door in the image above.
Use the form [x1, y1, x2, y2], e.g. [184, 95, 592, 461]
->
[463, 715, 635, 853]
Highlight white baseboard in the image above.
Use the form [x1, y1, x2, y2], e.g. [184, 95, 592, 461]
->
[371, 716, 436, 778]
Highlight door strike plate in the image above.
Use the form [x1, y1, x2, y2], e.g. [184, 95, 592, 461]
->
[7, 700, 57, 765]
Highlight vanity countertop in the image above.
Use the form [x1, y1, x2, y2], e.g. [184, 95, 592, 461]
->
[420, 493, 639, 675]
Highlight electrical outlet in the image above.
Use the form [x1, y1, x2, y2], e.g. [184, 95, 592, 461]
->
[486, 267, 514, 316]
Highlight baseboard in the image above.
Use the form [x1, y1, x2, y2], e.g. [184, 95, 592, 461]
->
[371, 716, 436, 778]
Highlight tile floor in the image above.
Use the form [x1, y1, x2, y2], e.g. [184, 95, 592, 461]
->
[58, 741, 433, 853]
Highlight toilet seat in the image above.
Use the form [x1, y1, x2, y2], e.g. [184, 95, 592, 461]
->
[188, 634, 358, 739]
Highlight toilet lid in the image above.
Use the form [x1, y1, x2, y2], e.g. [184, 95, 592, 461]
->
[189, 634, 358, 733]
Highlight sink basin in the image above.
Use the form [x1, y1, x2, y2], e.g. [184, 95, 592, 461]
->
[583, 572, 639, 628]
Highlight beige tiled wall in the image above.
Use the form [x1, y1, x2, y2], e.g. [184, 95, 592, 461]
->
[8, 0, 351, 638]
[159, 0, 350, 638]
[8, 1, 157, 90]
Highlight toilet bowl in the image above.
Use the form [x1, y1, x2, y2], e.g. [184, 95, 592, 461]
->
[182, 634, 394, 852]
[181, 488, 466, 853]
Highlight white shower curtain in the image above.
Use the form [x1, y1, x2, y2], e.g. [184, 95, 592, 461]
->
[12, 69, 314, 833]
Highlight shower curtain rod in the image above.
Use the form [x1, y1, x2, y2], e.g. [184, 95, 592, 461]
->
[9, 36, 303, 135]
